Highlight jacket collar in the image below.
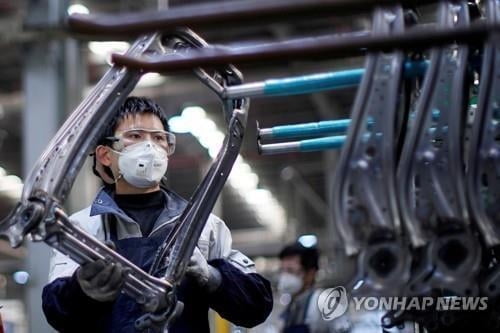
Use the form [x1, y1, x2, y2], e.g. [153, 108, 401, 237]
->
[90, 186, 188, 224]
[158, 188, 188, 222]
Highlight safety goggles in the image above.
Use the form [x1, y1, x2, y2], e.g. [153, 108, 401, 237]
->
[106, 128, 176, 156]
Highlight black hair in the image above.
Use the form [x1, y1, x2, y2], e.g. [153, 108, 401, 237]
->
[97, 96, 169, 146]
[279, 242, 319, 271]
[93, 96, 169, 181]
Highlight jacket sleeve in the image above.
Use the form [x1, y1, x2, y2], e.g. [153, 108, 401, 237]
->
[42, 210, 111, 332]
[42, 273, 113, 332]
[47, 207, 103, 283]
[201, 215, 273, 327]
[207, 258, 273, 328]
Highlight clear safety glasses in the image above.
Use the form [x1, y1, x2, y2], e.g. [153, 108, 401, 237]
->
[107, 128, 176, 156]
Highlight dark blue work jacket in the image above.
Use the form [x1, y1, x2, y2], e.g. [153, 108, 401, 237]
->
[42, 188, 273, 332]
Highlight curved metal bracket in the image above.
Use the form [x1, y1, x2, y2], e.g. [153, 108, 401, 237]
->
[398, 1, 470, 247]
[159, 28, 245, 124]
[467, 0, 500, 248]
[332, 5, 405, 257]
[330, 5, 414, 297]
[398, 1, 481, 296]
[0, 28, 249, 332]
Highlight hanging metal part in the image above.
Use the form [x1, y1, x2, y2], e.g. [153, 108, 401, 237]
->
[2, 32, 158, 246]
[352, 7, 412, 296]
[0, 27, 247, 332]
[162, 107, 246, 282]
[331, 5, 411, 297]
[158, 28, 245, 125]
[132, 30, 248, 331]
[466, 0, 500, 299]
[137, 108, 248, 329]
[467, 0, 500, 249]
[398, 1, 480, 297]
[48, 206, 172, 313]
[0, 33, 176, 313]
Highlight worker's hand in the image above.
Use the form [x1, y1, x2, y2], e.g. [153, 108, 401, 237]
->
[76, 241, 126, 302]
[77, 259, 126, 302]
[185, 247, 221, 293]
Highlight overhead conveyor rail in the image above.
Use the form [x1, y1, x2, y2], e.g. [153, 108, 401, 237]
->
[109, 23, 497, 72]
[67, 0, 437, 37]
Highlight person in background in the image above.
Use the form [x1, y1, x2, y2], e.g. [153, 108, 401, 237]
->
[278, 242, 331, 333]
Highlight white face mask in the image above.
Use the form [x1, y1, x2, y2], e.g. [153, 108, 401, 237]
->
[277, 272, 303, 295]
[114, 141, 168, 188]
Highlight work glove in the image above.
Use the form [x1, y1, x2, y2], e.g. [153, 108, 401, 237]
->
[185, 247, 222, 293]
[76, 241, 126, 302]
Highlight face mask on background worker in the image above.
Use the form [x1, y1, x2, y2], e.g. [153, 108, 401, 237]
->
[277, 271, 304, 295]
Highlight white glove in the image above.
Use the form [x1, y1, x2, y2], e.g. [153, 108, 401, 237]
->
[186, 247, 221, 293]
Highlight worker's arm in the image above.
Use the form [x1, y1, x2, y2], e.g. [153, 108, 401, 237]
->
[42, 250, 114, 332]
[207, 257, 273, 327]
[201, 215, 273, 327]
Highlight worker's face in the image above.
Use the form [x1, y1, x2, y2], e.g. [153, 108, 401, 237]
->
[278, 255, 305, 295]
[96, 113, 168, 192]
[108, 113, 166, 173]
[279, 255, 316, 295]
[280, 255, 303, 276]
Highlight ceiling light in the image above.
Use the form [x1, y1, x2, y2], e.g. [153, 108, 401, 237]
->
[181, 106, 207, 119]
[88, 41, 130, 65]
[353, 279, 364, 290]
[137, 73, 166, 88]
[298, 234, 318, 248]
[13, 271, 29, 285]
[0, 167, 23, 200]
[168, 116, 190, 134]
[67, 4, 89, 15]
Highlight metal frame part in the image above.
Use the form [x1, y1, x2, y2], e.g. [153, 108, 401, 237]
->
[1, 28, 248, 332]
[331, 5, 411, 297]
[397, 1, 480, 297]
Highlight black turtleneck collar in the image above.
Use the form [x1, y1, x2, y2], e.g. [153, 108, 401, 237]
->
[114, 190, 165, 210]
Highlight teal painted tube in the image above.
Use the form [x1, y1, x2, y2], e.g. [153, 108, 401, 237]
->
[404, 60, 428, 78]
[262, 60, 428, 97]
[260, 109, 439, 140]
[267, 119, 351, 139]
[259, 135, 346, 155]
[264, 69, 364, 96]
[300, 135, 346, 152]
[259, 123, 442, 155]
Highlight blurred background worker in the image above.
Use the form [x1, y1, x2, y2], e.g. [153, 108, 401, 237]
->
[277, 242, 331, 333]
